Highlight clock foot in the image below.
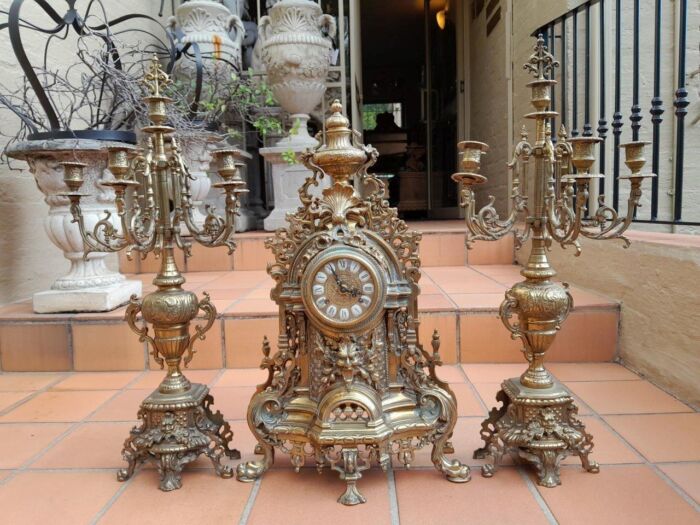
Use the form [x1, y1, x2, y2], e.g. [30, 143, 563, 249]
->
[334, 447, 368, 506]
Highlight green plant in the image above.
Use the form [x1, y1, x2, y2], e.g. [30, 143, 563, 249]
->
[164, 71, 282, 144]
[279, 118, 302, 164]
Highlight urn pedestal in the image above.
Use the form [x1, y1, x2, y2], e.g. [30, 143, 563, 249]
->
[7, 139, 142, 313]
[261, 144, 330, 231]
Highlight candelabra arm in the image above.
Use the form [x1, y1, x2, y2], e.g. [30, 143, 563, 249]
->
[577, 181, 646, 247]
[460, 190, 525, 247]
[172, 146, 239, 253]
[544, 176, 595, 255]
[66, 193, 132, 256]
[124, 154, 159, 257]
[545, 187, 574, 233]
[62, 153, 160, 259]
[456, 136, 531, 249]
[183, 292, 217, 368]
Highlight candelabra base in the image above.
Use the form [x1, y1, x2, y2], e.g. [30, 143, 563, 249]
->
[117, 382, 240, 491]
[473, 378, 599, 487]
[33, 280, 142, 314]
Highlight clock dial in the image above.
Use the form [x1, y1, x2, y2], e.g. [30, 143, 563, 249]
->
[304, 252, 384, 329]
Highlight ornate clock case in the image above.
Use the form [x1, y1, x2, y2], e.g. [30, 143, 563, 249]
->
[237, 101, 470, 505]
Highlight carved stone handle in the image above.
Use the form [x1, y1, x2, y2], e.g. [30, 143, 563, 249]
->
[184, 292, 217, 367]
[318, 14, 337, 39]
[228, 14, 245, 47]
[258, 15, 271, 43]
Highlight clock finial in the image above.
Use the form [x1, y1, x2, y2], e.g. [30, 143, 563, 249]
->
[307, 100, 372, 185]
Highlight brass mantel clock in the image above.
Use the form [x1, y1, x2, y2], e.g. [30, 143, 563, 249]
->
[236, 101, 470, 504]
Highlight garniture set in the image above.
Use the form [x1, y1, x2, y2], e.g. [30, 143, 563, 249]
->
[58, 36, 650, 505]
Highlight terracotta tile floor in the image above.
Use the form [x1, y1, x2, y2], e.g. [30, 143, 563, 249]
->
[0, 364, 697, 524]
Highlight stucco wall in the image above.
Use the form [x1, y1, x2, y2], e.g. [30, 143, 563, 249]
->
[468, 1, 511, 214]
[0, 2, 165, 305]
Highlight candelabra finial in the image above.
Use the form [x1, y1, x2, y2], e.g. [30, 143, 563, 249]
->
[524, 34, 559, 80]
[143, 54, 170, 97]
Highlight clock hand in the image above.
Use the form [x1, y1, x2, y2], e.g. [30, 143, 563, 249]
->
[330, 266, 355, 296]
[330, 266, 343, 287]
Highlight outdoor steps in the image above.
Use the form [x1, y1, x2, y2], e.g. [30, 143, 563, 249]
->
[0, 265, 620, 372]
[117, 220, 517, 274]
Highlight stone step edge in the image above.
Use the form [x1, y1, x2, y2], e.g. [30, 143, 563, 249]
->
[0, 302, 620, 325]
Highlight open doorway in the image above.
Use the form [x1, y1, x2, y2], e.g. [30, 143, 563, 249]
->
[360, 0, 461, 219]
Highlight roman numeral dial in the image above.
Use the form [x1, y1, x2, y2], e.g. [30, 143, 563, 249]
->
[303, 251, 384, 330]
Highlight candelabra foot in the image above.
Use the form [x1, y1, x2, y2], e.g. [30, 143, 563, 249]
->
[117, 383, 239, 491]
[474, 378, 599, 487]
[431, 434, 472, 483]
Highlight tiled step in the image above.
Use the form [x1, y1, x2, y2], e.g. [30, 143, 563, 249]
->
[0, 265, 620, 372]
[118, 220, 515, 274]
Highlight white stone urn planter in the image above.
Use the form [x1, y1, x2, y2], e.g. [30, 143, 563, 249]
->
[171, 0, 245, 73]
[259, 0, 336, 147]
[258, 0, 336, 231]
[6, 139, 142, 313]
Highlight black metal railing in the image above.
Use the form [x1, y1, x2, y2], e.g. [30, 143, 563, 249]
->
[537, 0, 696, 226]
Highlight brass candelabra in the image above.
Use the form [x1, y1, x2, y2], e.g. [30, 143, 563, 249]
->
[453, 36, 654, 487]
[60, 56, 249, 491]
